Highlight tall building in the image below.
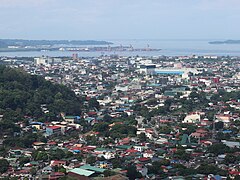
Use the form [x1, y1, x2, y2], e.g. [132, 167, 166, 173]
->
[34, 56, 52, 65]
[72, 53, 78, 60]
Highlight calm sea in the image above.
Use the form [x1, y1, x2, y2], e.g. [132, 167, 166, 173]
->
[0, 39, 240, 57]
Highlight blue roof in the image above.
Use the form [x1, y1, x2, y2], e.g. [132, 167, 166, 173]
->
[155, 71, 184, 75]
[214, 175, 222, 180]
[73, 150, 81, 153]
[222, 130, 232, 133]
[116, 108, 127, 112]
[147, 83, 161, 87]
[30, 122, 45, 126]
[171, 159, 180, 163]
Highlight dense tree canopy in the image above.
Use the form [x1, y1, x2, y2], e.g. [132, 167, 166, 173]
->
[207, 143, 231, 155]
[0, 159, 9, 173]
[0, 66, 82, 120]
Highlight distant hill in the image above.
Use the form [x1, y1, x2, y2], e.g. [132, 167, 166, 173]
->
[0, 39, 113, 48]
[0, 65, 82, 121]
[209, 40, 240, 44]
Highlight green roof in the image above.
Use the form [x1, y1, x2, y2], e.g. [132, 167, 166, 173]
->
[180, 134, 190, 145]
[164, 91, 177, 97]
[29, 161, 39, 165]
[172, 87, 186, 92]
[80, 165, 105, 173]
[69, 168, 95, 177]
[65, 116, 76, 119]
[95, 148, 106, 152]
[115, 145, 132, 150]
[6, 158, 17, 161]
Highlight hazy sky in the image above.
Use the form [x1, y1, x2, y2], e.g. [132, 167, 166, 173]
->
[0, 0, 239, 40]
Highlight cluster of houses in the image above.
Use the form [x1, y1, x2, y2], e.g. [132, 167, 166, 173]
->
[0, 55, 240, 179]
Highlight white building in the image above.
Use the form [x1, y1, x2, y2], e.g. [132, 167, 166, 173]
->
[182, 113, 201, 123]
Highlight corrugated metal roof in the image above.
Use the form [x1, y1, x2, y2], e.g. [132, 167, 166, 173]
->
[69, 168, 95, 177]
[80, 165, 105, 173]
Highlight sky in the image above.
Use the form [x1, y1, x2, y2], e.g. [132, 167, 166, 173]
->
[0, 0, 240, 40]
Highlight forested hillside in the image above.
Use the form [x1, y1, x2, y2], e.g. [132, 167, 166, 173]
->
[0, 65, 82, 122]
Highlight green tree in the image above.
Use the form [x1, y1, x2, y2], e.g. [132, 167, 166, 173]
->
[0, 159, 9, 173]
[103, 114, 112, 122]
[110, 156, 122, 168]
[88, 98, 100, 110]
[174, 149, 190, 161]
[49, 149, 66, 160]
[208, 143, 230, 155]
[93, 123, 109, 133]
[30, 167, 37, 176]
[36, 151, 48, 161]
[148, 161, 164, 175]
[126, 165, 142, 180]
[103, 170, 116, 177]
[59, 166, 67, 174]
[19, 157, 30, 166]
[224, 154, 236, 164]
[0, 147, 7, 157]
[197, 164, 226, 175]
[138, 132, 147, 142]
[86, 156, 96, 165]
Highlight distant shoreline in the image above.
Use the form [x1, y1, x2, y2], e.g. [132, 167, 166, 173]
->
[0, 39, 113, 49]
[209, 40, 240, 44]
[0, 46, 161, 53]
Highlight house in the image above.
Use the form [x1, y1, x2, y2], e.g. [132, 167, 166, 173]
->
[48, 172, 65, 180]
[155, 137, 168, 145]
[190, 129, 208, 140]
[42, 166, 53, 174]
[0, 114, 3, 121]
[46, 126, 61, 136]
[30, 122, 45, 130]
[143, 150, 155, 158]
[136, 164, 148, 176]
[79, 164, 105, 174]
[182, 113, 201, 123]
[68, 168, 94, 180]
[68, 165, 105, 180]
[137, 128, 154, 140]
[221, 140, 240, 148]
[32, 142, 46, 149]
[50, 160, 67, 167]
[134, 145, 145, 152]
[96, 161, 113, 169]
[216, 114, 231, 125]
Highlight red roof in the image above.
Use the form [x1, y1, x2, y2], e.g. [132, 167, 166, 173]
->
[88, 111, 97, 116]
[71, 147, 83, 151]
[47, 126, 61, 130]
[229, 171, 240, 175]
[52, 172, 65, 176]
[126, 149, 139, 153]
[138, 157, 150, 162]
[84, 146, 96, 150]
[48, 141, 57, 145]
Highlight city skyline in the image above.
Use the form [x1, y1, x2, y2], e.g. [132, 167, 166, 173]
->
[0, 0, 240, 40]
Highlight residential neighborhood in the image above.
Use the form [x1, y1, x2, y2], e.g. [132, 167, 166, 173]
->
[0, 54, 240, 180]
